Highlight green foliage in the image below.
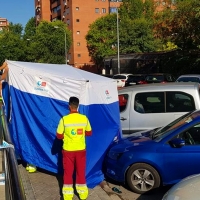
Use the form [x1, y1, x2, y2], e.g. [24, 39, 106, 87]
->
[119, 0, 144, 20]
[86, 0, 159, 66]
[0, 31, 25, 64]
[0, 19, 72, 64]
[120, 18, 160, 53]
[158, 41, 178, 51]
[86, 14, 117, 66]
[8, 22, 23, 36]
[31, 20, 72, 64]
[23, 17, 37, 40]
[154, 0, 200, 51]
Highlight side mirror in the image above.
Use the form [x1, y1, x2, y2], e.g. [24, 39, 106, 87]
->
[169, 138, 185, 148]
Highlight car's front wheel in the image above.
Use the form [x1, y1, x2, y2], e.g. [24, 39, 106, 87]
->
[126, 163, 160, 194]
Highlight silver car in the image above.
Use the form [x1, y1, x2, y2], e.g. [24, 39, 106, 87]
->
[163, 174, 200, 200]
[118, 82, 200, 134]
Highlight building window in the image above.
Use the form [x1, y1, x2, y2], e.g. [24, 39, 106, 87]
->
[102, 8, 106, 13]
[66, 8, 70, 14]
[76, 7, 79, 10]
[95, 8, 99, 13]
[52, 5, 61, 13]
[77, 42, 80, 46]
[77, 31, 80, 34]
[78, 54, 81, 57]
[67, 19, 70, 25]
[76, 19, 80, 22]
[110, 7, 117, 13]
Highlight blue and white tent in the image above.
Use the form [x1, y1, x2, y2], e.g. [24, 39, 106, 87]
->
[3, 60, 121, 188]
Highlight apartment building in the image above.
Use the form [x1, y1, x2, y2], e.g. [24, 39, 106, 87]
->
[0, 17, 9, 32]
[35, 0, 122, 68]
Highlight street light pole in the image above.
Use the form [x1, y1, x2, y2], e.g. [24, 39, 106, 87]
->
[116, 7, 120, 74]
[54, 26, 67, 64]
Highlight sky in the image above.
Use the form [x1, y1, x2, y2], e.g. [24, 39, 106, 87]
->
[0, 0, 35, 28]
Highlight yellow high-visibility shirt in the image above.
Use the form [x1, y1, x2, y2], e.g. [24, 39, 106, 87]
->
[57, 112, 92, 151]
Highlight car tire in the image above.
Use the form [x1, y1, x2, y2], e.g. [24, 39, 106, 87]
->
[126, 163, 160, 194]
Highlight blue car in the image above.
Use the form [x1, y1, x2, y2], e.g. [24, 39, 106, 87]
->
[105, 110, 200, 194]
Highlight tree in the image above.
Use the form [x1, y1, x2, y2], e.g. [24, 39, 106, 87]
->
[86, 0, 160, 67]
[119, 0, 155, 21]
[23, 17, 37, 40]
[86, 14, 117, 67]
[0, 28, 25, 64]
[29, 20, 72, 64]
[8, 22, 23, 36]
[154, 0, 200, 51]
[119, 17, 161, 53]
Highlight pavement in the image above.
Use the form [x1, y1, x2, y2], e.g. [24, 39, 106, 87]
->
[0, 150, 5, 200]
[18, 161, 124, 200]
[0, 150, 124, 200]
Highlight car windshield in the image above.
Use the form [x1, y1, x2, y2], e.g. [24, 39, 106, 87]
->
[113, 75, 126, 80]
[152, 111, 199, 139]
[177, 77, 200, 83]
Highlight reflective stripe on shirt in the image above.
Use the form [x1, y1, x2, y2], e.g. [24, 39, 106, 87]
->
[64, 123, 87, 127]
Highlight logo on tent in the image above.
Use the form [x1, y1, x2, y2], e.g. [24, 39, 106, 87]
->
[34, 80, 49, 93]
[105, 90, 111, 100]
[37, 81, 46, 87]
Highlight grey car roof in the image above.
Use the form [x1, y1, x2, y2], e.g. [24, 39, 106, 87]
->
[178, 74, 200, 78]
[118, 82, 200, 93]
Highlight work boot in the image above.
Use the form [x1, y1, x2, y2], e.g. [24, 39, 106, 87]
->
[26, 164, 30, 171]
[28, 164, 37, 173]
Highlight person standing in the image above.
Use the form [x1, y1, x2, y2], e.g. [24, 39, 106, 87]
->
[56, 96, 92, 200]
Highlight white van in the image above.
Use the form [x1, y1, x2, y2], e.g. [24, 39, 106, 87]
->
[118, 82, 200, 134]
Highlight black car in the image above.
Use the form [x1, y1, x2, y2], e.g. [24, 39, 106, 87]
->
[125, 74, 147, 87]
[144, 73, 175, 84]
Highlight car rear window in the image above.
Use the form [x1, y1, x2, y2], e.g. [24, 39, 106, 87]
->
[146, 75, 164, 82]
[113, 75, 126, 79]
[177, 77, 200, 83]
[129, 76, 145, 81]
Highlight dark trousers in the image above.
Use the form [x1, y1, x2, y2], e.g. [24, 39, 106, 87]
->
[62, 150, 86, 184]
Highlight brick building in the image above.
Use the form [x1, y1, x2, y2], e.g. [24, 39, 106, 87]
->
[34, 0, 122, 69]
[0, 17, 9, 32]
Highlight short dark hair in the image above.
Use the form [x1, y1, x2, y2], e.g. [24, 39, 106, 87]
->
[69, 96, 79, 107]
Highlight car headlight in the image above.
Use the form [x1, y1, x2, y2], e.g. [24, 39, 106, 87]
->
[108, 151, 123, 160]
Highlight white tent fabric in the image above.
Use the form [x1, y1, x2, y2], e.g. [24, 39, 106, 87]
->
[3, 60, 121, 188]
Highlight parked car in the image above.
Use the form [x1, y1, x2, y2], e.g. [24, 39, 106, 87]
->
[118, 82, 200, 134]
[113, 74, 134, 88]
[124, 74, 147, 87]
[162, 174, 200, 200]
[144, 73, 175, 84]
[99, 74, 114, 78]
[105, 110, 200, 194]
[176, 74, 200, 84]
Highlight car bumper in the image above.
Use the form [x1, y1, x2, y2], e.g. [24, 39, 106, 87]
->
[105, 157, 126, 183]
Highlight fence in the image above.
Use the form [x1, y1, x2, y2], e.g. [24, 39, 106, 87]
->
[0, 105, 26, 200]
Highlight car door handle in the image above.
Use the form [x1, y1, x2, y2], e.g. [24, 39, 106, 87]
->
[120, 117, 127, 121]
